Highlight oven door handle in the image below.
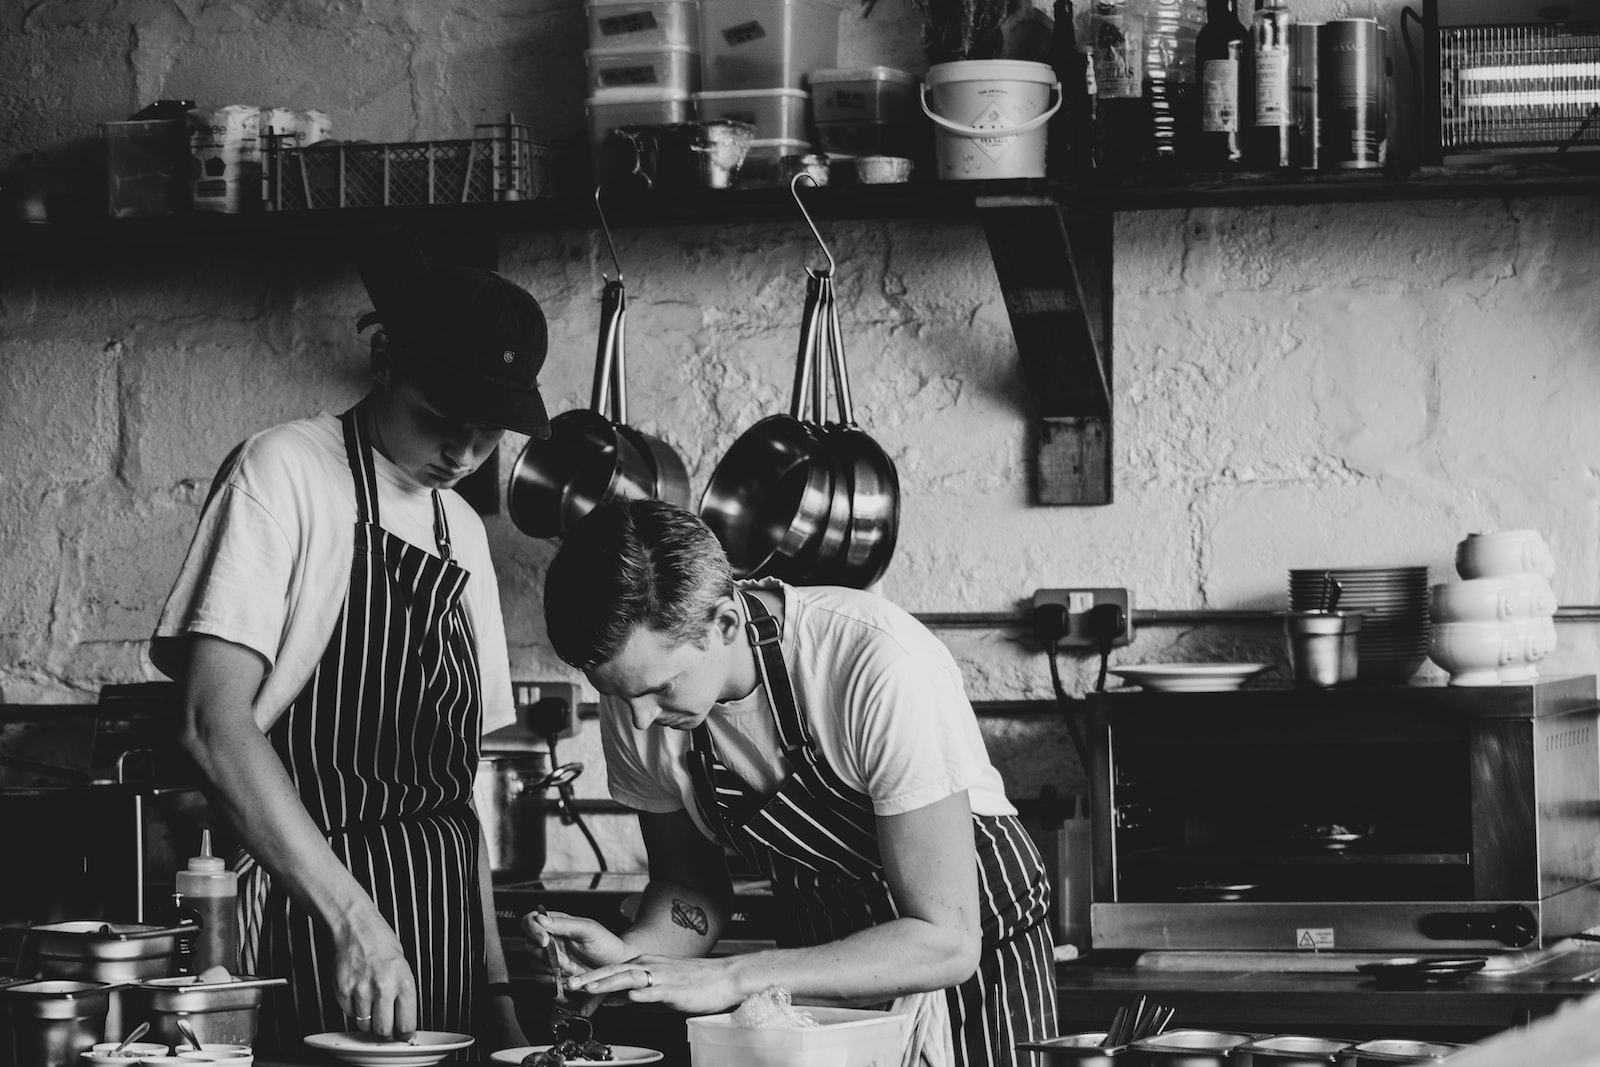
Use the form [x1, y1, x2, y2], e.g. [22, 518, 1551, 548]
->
[1419, 905, 1538, 947]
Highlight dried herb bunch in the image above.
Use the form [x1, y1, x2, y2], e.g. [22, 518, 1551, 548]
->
[907, 0, 1012, 63]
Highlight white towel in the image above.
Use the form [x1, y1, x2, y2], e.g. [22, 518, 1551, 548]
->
[891, 989, 955, 1067]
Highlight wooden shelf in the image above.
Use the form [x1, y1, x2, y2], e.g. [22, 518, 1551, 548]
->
[7, 164, 1598, 506]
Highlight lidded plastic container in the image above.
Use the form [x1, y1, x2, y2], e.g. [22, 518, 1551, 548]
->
[687, 1005, 907, 1067]
[173, 829, 239, 976]
[807, 67, 917, 123]
[586, 44, 701, 97]
[693, 88, 810, 142]
[586, 0, 699, 49]
[699, 0, 843, 91]
[586, 89, 695, 173]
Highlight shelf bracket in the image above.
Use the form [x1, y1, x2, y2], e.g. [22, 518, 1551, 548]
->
[976, 195, 1113, 506]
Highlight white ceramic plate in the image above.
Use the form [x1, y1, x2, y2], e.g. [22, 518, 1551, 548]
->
[303, 1031, 474, 1067]
[490, 1045, 663, 1065]
[1108, 663, 1271, 692]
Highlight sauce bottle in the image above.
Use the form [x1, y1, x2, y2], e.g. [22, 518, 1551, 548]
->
[173, 828, 239, 975]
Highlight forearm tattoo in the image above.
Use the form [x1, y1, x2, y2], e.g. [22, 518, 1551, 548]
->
[670, 898, 709, 936]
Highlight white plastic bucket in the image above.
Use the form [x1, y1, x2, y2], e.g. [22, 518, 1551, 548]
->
[920, 60, 1061, 180]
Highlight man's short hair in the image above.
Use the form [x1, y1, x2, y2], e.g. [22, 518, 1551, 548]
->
[544, 499, 736, 671]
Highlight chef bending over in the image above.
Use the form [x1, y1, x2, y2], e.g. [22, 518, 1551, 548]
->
[525, 499, 1058, 1067]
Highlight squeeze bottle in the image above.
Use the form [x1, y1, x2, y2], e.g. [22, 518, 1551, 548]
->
[174, 828, 239, 975]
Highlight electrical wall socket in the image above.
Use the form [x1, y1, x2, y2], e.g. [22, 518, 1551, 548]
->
[1032, 587, 1134, 649]
[512, 681, 581, 740]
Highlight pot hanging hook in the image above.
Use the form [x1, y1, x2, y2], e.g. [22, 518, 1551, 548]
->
[595, 184, 624, 284]
[789, 172, 834, 276]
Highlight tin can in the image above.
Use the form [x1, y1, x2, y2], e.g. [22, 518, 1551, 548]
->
[1319, 18, 1386, 170]
[1289, 22, 1320, 170]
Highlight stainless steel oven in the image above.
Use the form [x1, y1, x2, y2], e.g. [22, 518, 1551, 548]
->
[1085, 675, 1600, 952]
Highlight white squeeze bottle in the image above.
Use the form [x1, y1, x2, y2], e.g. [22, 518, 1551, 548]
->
[174, 828, 239, 975]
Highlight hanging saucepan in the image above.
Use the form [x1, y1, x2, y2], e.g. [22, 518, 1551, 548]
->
[507, 277, 655, 538]
[603, 275, 691, 509]
[811, 272, 900, 587]
[699, 264, 837, 578]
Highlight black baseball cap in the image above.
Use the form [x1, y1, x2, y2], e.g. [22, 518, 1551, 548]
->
[357, 263, 551, 439]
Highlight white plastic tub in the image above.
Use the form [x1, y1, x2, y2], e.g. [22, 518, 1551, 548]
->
[586, 0, 699, 49]
[699, 0, 843, 91]
[687, 1005, 907, 1067]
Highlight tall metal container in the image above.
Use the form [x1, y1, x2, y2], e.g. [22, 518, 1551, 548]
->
[2, 980, 114, 1067]
[1319, 18, 1387, 169]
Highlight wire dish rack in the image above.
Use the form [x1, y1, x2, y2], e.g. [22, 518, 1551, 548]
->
[266, 125, 553, 209]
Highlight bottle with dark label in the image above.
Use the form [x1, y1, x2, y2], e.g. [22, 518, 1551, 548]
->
[1250, 0, 1293, 169]
[1194, 0, 1249, 170]
[1091, 0, 1151, 175]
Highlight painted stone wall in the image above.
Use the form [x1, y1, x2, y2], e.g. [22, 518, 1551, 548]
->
[1, 0, 1597, 872]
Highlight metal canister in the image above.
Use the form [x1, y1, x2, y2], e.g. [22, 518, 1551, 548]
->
[1289, 22, 1320, 170]
[1319, 18, 1387, 170]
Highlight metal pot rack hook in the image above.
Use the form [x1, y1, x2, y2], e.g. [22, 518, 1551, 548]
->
[594, 184, 624, 284]
[789, 172, 835, 277]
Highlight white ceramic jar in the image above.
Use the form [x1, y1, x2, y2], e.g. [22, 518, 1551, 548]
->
[1455, 529, 1555, 580]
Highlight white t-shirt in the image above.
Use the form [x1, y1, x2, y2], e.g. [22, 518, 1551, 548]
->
[150, 410, 515, 736]
[603, 579, 1014, 844]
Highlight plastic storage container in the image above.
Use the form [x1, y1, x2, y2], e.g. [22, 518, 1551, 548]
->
[737, 136, 812, 186]
[699, 0, 843, 91]
[585, 44, 701, 97]
[813, 119, 914, 158]
[687, 1005, 907, 1067]
[693, 88, 810, 141]
[586, 89, 695, 170]
[807, 67, 917, 123]
[586, 0, 699, 49]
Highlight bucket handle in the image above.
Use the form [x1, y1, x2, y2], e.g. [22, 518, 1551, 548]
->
[919, 82, 1063, 138]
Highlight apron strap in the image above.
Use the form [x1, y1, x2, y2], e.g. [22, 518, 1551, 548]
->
[739, 590, 813, 756]
[341, 404, 455, 560]
[340, 407, 381, 526]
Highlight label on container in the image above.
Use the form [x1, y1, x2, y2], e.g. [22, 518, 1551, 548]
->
[598, 10, 659, 35]
[1092, 13, 1144, 99]
[721, 19, 767, 46]
[598, 64, 661, 87]
[1200, 59, 1240, 132]
[1255, 44, 1290, 126]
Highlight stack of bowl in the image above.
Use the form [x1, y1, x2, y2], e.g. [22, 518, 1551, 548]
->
[1289, 566, 1430, 685]
[1429, 530, 1558, 686]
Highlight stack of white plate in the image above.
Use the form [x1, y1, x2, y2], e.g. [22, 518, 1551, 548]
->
[1289, 566, 1430, 685]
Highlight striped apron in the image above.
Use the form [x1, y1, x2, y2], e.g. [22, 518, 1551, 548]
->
[686, 592, 1058, 1067]
[235, 407, 485, 1054]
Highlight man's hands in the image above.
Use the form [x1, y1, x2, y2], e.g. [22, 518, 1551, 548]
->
[332, 909, 419, 1041]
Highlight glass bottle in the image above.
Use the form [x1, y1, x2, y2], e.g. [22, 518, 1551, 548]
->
[1144, 0, 1204, 170]
[1194, 0, 1249, 170]
[1091, 0, 1150, 175]
[1250, 0, 1293, 169]
[1048, 0, 1095, 180]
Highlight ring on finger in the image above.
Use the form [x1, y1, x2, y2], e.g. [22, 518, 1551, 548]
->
[640, 969, 653, 988]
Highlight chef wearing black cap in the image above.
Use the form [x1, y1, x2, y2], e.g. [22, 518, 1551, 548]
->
[150, 261, 551, 1054]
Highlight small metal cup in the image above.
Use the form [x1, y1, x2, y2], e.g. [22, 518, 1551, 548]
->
[1280, 610, 1364, 688]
